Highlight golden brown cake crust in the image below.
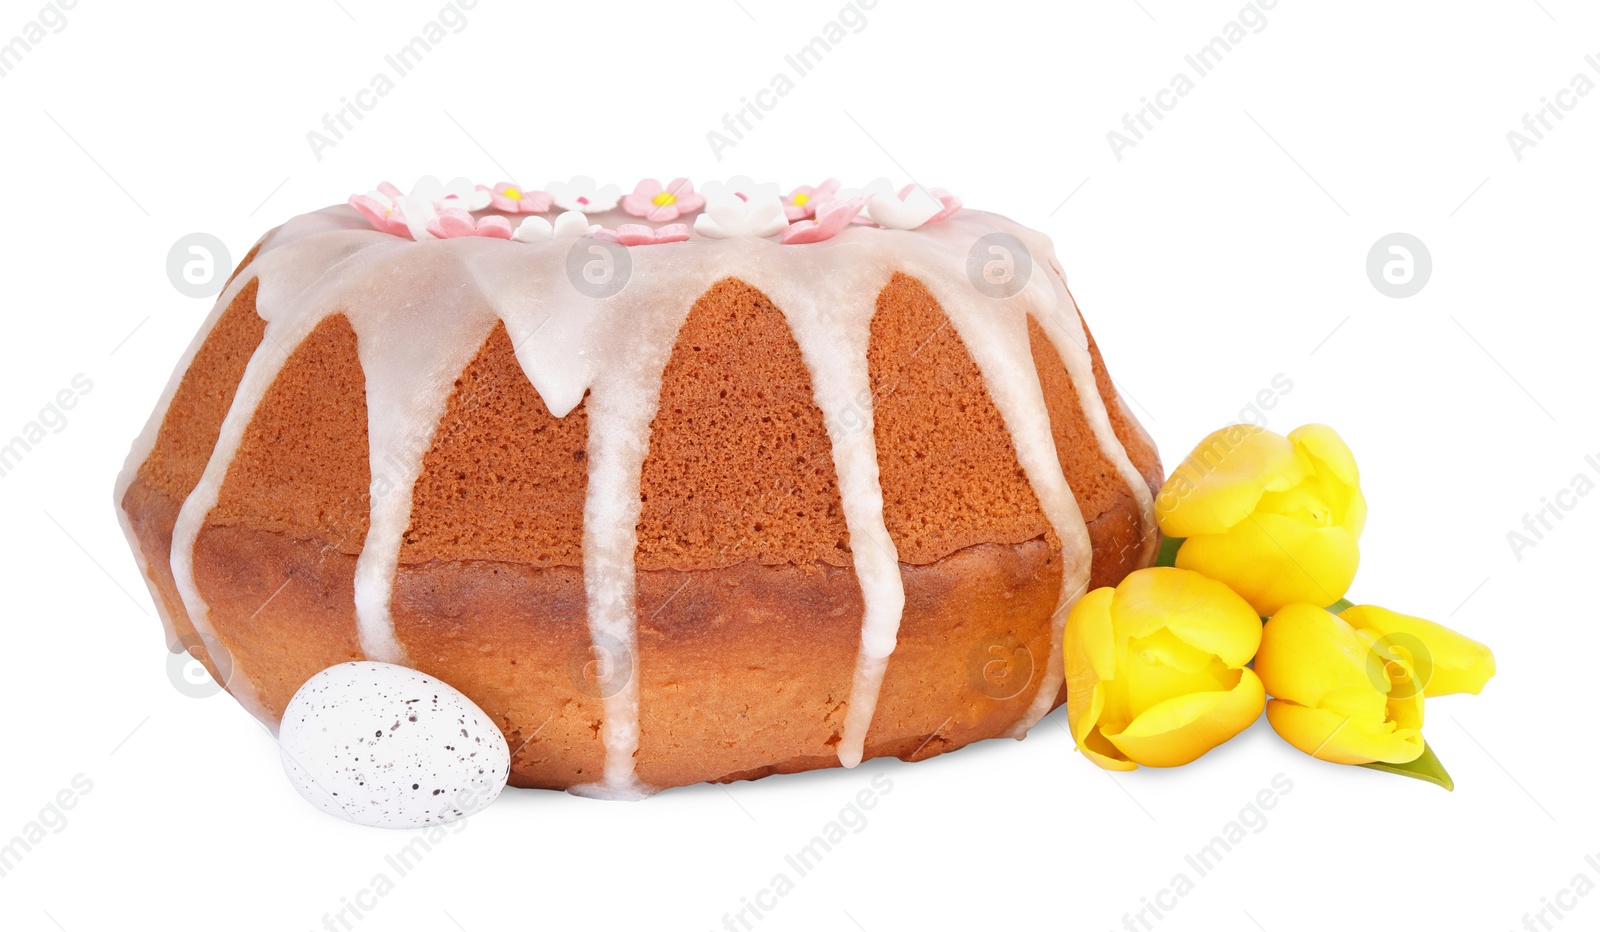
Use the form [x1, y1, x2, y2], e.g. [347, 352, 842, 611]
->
[123, 267, 1159, 790]
[636, 278, 853, 571]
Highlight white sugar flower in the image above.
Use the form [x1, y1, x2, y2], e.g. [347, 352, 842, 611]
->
[693, 177, 788, 239]
[410, 175, 492, 212]
[546, 176, 622, 213]
[837, 178, 897, 201]
[396, 194, 442, 241]
[512, 210, 600, 243]
[700, 175, 779, 203]
[844, 177, 943, 230]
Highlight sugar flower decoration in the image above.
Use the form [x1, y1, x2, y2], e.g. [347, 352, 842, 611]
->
[512, 210, 601, 243]
[702, 175, 775, 203]
[349, 182, 413, 237]
[919, 185, 963, 223]
[843, 178, 946, 230]
[782, 179, 842, 220]
[395, 197, 442, 240]
[546, 176, 622, 213]
[426, 208, 512, 240]
[353, 177, 498, 239]
[596, 223, 692, 246]
[480, 182, 553, 214]
[781, 197, 865, 244]
[837, 178, 897, 224]
[411, 175, 492, 212]
[622, 178, 705, 222]
[693, 177, 789, 239]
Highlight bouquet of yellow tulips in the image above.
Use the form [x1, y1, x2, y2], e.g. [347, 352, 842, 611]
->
[1065, 423, 1495, 789]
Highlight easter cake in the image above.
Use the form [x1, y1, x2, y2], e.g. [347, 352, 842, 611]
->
[115, 176, 1162, 798]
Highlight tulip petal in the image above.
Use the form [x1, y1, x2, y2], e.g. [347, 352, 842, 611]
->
[1155, 425, 1306, 538]
[1289, 423, 1360, 489]
[1076, 690, 1138, 772]
[1257, 462, 1366, 541]
[1314, 683, 1390, 722]
[1345, 483, 1369, 539]
[1387, 682, 1426, 733]
[1111, 567, 1262, 667]
[1176, 514, 1359, 616]
[1079, 728, 1139, 772]
[1265, 699, 1424, 765]
[1064, 588, 1118, 762]
[1127, 627, 1217, 675]
[1065, 587, 1117, 683]
[1255, 604, 1377, 708]
[1119, 628, 1235, 719]
[1105, 668, 1265, 767]
[1339, 604, 1496, 697]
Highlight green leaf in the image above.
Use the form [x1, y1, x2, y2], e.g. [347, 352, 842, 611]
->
[1358, 740, 1454, 791]
[1155, 535, 1185, 568]
[1325, 598, 1355, 614]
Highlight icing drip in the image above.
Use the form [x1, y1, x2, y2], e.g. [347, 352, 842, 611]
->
[563, 364, 676, 800]
[348, 251, 505, 665]
[889, 223, 1096, 741]
[1004, 229, 1159, 736]
[166, 216, 394, 727]
[120, 201, 1156, 786]
[739, 252, 904, 769]
[1026, 249, 1158, 563]
[114, 239, 267, 653]
[469, 243, 729, 798]
[533, 263, 705, 800]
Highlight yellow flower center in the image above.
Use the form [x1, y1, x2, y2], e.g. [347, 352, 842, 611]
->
[653, 191, 677, 207]
[792, 192, 810, 207]
[502, 186, 522, 201]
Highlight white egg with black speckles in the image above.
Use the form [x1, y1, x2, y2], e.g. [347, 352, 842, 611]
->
[278, 661, 510, 828]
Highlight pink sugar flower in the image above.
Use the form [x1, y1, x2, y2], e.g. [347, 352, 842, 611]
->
[349, 182, 412, 236]
[426, 208, 513, 239]
[480, 182, 554, 214]
[595, 223, 691, 246]
[781, 197, 865, 244]
[906, 184, 962, 223]
[621, 178, 705, 222]
[782, 179, 842, 221]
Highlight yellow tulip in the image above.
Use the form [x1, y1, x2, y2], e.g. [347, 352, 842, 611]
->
[1064, 567, 1265, 770]
[1255, 603, 1424, 765]
[1339, 604, 1496, 697]
[1155, 423, 1367, 616]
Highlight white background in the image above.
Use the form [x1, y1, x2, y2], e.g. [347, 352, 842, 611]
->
[0, 1, 1595, 930]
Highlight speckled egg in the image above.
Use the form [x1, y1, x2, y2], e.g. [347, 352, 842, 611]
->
[278, 661, 510, 828]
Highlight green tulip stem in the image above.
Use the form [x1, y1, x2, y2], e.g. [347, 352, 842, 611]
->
[1155, 535, 1185, 568]
[1358, 740, 1455, 792]
[1325, 598, 1355, 614]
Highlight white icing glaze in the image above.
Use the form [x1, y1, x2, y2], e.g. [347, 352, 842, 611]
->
[886, 221, 1096, 741]
[531, 256, 706, 800]
[113, 238, 268, 654]
[166, 213, 389, 728]
[1028, 253, 1159, 563]
[116, 199, 1156, 790]
[981, 222, 1160, 737]
[348, 251, 504, 666]
[734, 247, 904, 770]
